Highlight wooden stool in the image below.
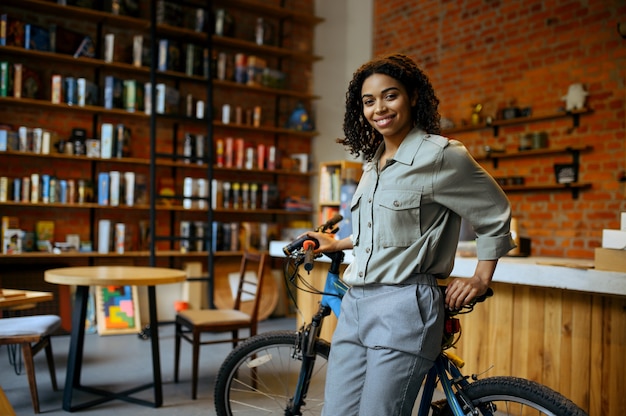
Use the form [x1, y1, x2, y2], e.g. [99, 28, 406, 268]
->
[0, 315, 61, 414]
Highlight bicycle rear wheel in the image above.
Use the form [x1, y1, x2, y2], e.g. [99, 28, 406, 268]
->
[214, 330, 331, 416]
[442, 376, 587, 416]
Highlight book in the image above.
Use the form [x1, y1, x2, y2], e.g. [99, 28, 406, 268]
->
[24, 23, 50, 51]
[156, 1, 184, 26]
[123, 79, 137, 112]
[158, 39, 181, 72]
[77, 78, 98, 106]
[51, 74, 62, 104]
[103, 75, 123, 109]
[97, 172, 110, 205]
[0, 62, 8, 97]
[103, 33, 114, 62]
[109, 171, 120, 206]
[51, 25, 92, 57]
[1, 14, 24, 47]
[97, 219, 110, 254]
[114, 123, 130, 158]
[132, 35, 143, 67]
[35, 220, 55, 251]
[123, 171, 135, 206]
[100, 123, 114, 158]
[73, 35, 95, 58]
[64, 76, 77, 105]
[12, 63, 22, 98]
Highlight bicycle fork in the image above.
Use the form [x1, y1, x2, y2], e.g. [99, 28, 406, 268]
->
[417, 355, 495, 416]
[288, 303, 331, 415]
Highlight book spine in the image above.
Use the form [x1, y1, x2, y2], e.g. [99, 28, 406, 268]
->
[77, 78, 86, 106]
[109, 171, 120, 206]
[97, 219, 111, 254]
[97, 172, 110, 205]
[158, 39, 168, 71]
[100, 123, 113, 158]
[32, 127, 42, 153]
[115, 223, 125, 254]
[41, 174, 50, 203]
[42, 131, 51, 154]
[0, 176, 7, 202]
[235, 138, 244, 169]
[30, 173, 39, 202]
[24, 23, 31, 50]
[13, 63, 22, 98]
[0, 14, 6, 46]
[197, 178, 207, 209]
[51, 74, 62, 104]
[123, 79, 136, 112]
[0, 62, 8, 97]
[103, 76, 113, 109]
[64, 76, 77, 105]
[124, 171, 135, 206]
[104, 33, 114, 62]
[132, 35, 143, 67]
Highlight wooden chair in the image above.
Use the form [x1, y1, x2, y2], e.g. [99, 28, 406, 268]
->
[0, 315, 60, 413]
[174, 251, 268, 399]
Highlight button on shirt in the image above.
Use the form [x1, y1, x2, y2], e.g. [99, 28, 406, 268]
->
[342, 128, 515, 286]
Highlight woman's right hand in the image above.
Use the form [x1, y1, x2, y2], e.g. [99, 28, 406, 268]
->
[306, 231, 352, 254]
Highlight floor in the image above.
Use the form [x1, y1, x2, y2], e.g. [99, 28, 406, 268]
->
[1, 317, 296, 416]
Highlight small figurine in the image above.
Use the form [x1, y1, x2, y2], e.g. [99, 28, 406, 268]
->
[286, 102, 313, 131]
[561, 83, 588, 111]
[471, 103, 483, 125]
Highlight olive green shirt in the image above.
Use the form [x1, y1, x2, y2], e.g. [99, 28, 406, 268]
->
[343, 128, 515, 286]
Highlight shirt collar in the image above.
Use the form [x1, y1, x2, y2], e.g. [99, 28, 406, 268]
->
[389, 127, 427, 166]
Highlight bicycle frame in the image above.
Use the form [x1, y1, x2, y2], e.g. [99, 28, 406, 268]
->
[285, 249, 491, 416]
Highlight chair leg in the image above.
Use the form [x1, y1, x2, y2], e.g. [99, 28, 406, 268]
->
[43, 337, 58, 391]
[174, 321, 181, 383]
[21, 342, 40, 414]
[191, 330, 200, 400]
[231, 330, 238, 348]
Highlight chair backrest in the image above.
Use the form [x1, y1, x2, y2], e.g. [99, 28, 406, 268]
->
[232, 251, 267, 326]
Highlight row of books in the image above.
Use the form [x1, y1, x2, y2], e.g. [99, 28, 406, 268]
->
[0, 172, 147, 206]
[206, 221, 280, 253]
[97, 171, 148, 207]
[216, 137, 277, 170]
[0, 126, 55, 153]
[212, 180, 279, 211]
[1, 14, 95, 58]
[319, 166, 343, 202]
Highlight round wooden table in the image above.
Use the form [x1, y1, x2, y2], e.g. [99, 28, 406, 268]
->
[44, 266, 186, 412]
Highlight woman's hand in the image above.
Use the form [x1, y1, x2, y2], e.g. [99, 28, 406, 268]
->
[306, 231, 352, 254]
[444, 259, 497, 310]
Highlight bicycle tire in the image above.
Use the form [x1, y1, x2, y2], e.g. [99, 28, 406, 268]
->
[441, 376, 588, 416]
[214, 330, 331, 416]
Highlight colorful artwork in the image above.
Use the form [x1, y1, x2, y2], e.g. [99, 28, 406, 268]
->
[95, 285, 141, 335]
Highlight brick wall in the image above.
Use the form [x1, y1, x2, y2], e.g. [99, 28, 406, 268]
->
[373, 0, 626, 259]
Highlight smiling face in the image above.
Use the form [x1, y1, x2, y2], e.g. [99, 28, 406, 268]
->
[361, 73, 417, 143]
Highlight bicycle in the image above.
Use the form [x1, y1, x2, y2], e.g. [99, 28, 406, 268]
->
[214, 229, 588, 415]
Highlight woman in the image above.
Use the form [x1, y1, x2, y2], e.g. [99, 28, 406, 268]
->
[308, 53, 515, 415]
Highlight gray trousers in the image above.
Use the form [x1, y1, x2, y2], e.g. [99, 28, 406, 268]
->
[322, 277, 444, 416]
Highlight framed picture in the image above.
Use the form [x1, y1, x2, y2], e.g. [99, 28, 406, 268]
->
[95, 285, 141, 335]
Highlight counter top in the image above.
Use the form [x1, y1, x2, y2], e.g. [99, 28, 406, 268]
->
[269, 241, 626, 297]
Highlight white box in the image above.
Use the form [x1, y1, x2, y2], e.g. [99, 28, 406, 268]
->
[602, 229, 626, 250]
[621, 212, 626, 231]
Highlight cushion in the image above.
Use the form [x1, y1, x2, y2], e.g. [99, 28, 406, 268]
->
[0, 315, 61, 337]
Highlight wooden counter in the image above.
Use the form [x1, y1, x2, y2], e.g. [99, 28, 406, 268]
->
[270, 241, 626, 415]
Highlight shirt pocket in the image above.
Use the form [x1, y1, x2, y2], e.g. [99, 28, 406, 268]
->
[350, 192, 362, 246]
[377, 189, 422, 247]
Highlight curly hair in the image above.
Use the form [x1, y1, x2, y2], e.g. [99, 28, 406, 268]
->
[338, 53, 441, 161]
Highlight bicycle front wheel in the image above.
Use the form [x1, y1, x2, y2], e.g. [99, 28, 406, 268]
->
[214, 330, 331, 416]
[448, 376, 587, 416]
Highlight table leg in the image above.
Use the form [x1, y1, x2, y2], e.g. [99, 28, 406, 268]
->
[148, 285, 163, 407]
[63, 285, 89, 411]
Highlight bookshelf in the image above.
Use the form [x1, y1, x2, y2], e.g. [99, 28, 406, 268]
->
[0, 0, 322, 320]
[317, 160, 362, 237]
